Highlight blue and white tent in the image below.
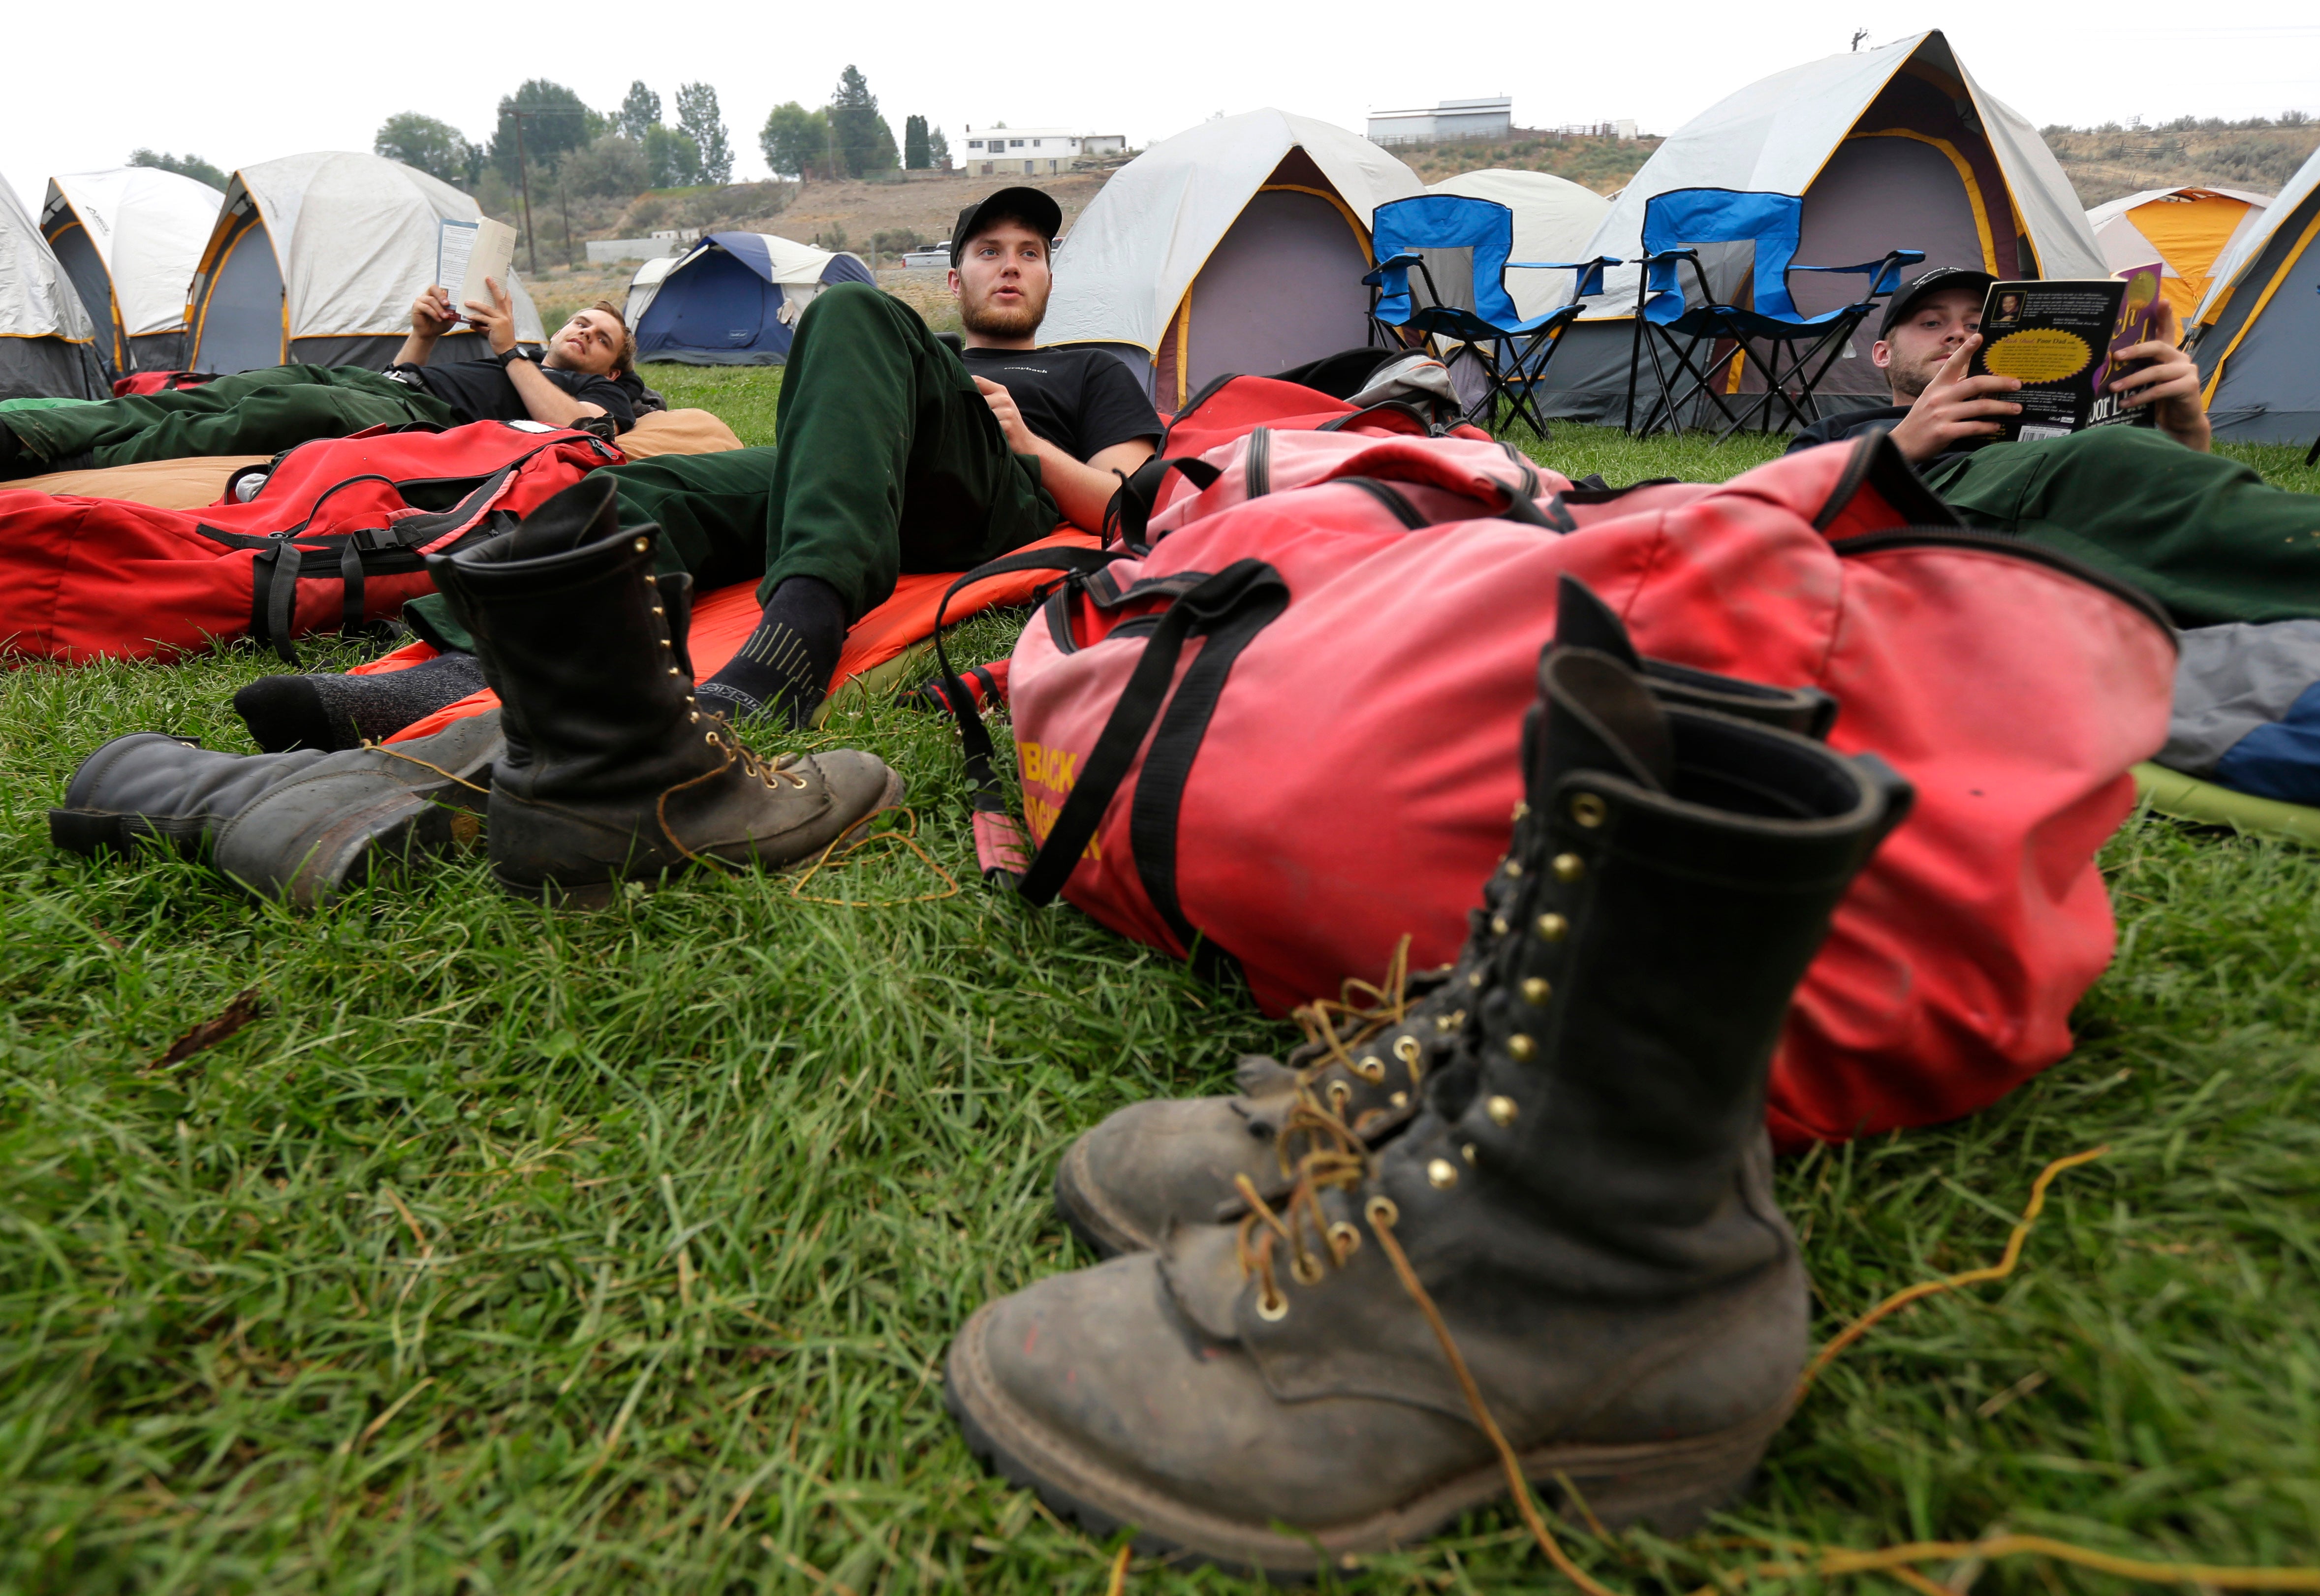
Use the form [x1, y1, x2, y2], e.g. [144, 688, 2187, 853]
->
[628, 233, 875, 365]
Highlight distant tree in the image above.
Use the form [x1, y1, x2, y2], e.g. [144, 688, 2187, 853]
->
[373, 113, 477, 187]
[2283, 108, 2312, 127]
[645, 124, 703, 188]
[489, 80, 598, 182]
[904, 114, 931, 170]
[617, 81, 661, 144]
[675, 82, 734, 185]
[829, 65, 899, 178]
[760, 101, 834, 180]
[929, 126, 950, 168]
[562, 133, 651, 198]
[128, 149, 228, 189]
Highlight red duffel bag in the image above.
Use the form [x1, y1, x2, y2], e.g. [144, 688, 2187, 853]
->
[0, 420, 618, 664]
[940, 431, 2177, 1147]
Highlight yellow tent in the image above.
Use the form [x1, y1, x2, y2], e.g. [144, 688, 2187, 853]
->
[2086, 186, 2271, 321]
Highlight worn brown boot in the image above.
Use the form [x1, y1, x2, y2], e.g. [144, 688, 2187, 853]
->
[1051, 574, 1839, 1257]
[426, 475, 903, 907]
[947, 630, 1910, 1579]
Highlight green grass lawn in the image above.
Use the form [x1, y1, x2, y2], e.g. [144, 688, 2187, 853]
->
[1, 367, 2316, 1592]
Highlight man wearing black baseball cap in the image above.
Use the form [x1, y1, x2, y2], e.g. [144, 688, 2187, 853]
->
[1779, 263, 2320, 628]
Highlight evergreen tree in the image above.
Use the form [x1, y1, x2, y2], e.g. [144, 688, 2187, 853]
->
[929, 126, 950, 167]
[644, 124, 703, 188]
[128, 149, 229, 189]
[674, 83, 734, 185]
[373, 113, 477, 187]
[617, 81, 661, 144]
[760, 102, 833, 181]
[828, 65, 899, 177]
[903, 114, 931, 170]
[488, 80, 597, 182]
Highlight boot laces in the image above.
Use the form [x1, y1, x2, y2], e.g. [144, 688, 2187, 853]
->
[655, 722, 814, 866]
[1232, 1094, 1374, 1317]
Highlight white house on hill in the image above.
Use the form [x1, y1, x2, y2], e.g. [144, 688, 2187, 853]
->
[960, 127, 1127, 176]
[1366, 96, 1514, 146]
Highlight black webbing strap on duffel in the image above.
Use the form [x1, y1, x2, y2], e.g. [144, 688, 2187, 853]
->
[1101, 454, 1221, 553]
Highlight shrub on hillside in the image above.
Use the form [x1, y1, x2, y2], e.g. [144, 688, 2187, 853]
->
[562, 134, 650, 198]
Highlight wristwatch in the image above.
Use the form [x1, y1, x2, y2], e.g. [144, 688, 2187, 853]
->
[497, 346, 536, 369]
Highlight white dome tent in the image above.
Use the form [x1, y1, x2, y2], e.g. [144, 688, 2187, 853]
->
[186, 152, 543, 375]
[1534, 31, 2105, 425]
[1042, 109, 1423, 407]
[0, 173, 108, 402]
[2189, 143, 2320, 445]
[40, 166, 225, 377]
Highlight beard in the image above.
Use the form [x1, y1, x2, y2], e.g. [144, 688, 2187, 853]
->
[960, 279, 1048, 338]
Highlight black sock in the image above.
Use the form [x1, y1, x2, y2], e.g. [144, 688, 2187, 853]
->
[695, 577, 846, 729]
[233, 650, 489, 752]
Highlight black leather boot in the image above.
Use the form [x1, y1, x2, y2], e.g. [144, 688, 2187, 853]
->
[426, 475, 903, 907]
[49, 714, 502, 906]
[946, 630, 1910, 1578]
[1052, 575, 1840, 1257]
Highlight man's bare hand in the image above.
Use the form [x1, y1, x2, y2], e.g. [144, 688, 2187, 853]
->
[974, 376, 1037, 453]
[1885, 336, 2022, 464]
[462, 277, 519, 355]
[2107, 299, 2211, 452]
[410, 285, 457, 339]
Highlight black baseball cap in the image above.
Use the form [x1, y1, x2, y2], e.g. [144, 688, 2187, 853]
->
[949, 187, 1063, 265]
[1879, 265, 1997, 340]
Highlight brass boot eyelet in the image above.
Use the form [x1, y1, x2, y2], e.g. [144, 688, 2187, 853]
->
[1291, 1254, 1325, 1285]
[1466, 968, 1484, 989]
[1569, 792, 1608, 828]
[1365, 1195, 1399, 1228]
[1503, 858, 1522, 878]
[1327, 1220, 1361, 1258]
[1256, 1290, 1289, 1322]
[631, 537, 649, 553]
[1461, 1143, 1478, 1164]
[1426, 1158, 1459, 1189]
[1392, 1035, 1421, 1066]
[1520, 976, 1552, 1006]
[1510, 799, 1530, 821]
[1355, 1055, 1386, 1084]
[1486, 1094, 1519, 1127]
[1552, 853, 1585, 882]
[1326, 1079, 1351, 1114]
[1490, 914, 1509, 935]
[1389, 1091, 1408, 1108]
[1505, 1034, 1536, 1062]
[1535, 912, 1568, 941]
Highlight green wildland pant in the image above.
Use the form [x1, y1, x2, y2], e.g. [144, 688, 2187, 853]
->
[605, 283, 1060, 617]
[0, 365, 454, 471]
[1921, 427, 2320, 626]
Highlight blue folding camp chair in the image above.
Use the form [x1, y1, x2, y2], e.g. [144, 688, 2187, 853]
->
[1625, 189, 1922, 439]
[1365, 194, 1617, 438]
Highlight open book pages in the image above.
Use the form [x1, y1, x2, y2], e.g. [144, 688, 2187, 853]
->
[437, 219, 519, 321]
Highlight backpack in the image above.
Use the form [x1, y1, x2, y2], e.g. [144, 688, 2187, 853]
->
[0, 420, 617, 663]
[934, 430, 2177, 1148]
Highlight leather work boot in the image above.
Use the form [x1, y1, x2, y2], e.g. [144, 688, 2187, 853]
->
[1052, 574, 1841, 1257]
[946, 633, 1911, 1579]
[50, 714, 502, 906]
[426, 474, 904, 907]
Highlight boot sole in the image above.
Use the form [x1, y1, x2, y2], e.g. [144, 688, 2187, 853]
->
[494, 769, 909, 909]
[946, 1299, 1785, 1584]
[1050, 1135, 1158, 1259]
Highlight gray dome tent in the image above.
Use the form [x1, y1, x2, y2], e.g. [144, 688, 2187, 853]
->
[2190, 142, 2320, 445]
[41, 166, 225, 377]
[187, 152, 543, 374]
[0, 173, 108, 402]
[1534, 30, 2103, 426]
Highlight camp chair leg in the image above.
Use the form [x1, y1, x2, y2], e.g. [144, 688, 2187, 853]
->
[2305, 433, 2319, 469]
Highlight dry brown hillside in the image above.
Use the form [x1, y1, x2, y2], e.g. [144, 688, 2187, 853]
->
[2044, 120, 2319, 207]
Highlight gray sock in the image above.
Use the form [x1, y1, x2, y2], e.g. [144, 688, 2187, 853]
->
[234, 651, 488, 752]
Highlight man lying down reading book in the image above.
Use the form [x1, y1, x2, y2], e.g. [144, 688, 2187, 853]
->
[226, 186, 1165, 755]
[0, 282, 646, 482]
[1787, 265, 2320, 629]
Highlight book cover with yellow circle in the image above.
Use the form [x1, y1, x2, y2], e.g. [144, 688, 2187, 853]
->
[1981, 328, 2094, 385]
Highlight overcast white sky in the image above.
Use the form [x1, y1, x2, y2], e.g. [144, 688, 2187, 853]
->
[7, 2, 2318, 205]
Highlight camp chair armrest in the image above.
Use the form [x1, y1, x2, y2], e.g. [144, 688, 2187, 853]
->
[1787, 249, 1927, 297]
[1509, 255, 1622, 300]
[1362, 252, 1425, 287]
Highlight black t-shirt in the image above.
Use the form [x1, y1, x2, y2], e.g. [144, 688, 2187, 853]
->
[402, 357, 637, 433]
[960, 347, 1160, 460]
